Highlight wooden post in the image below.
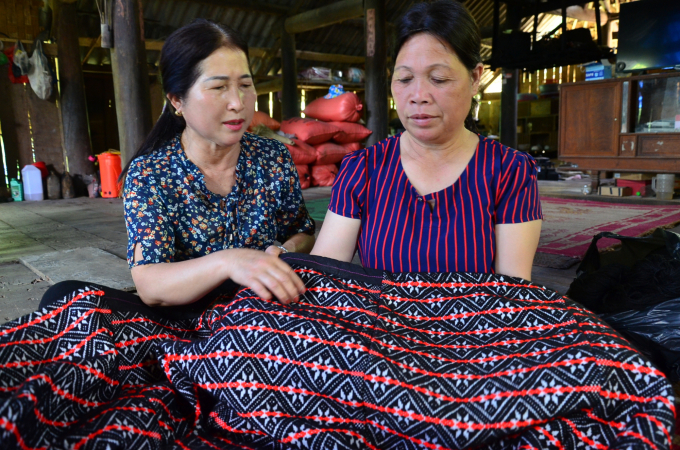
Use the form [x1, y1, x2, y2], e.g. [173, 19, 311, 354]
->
[280, 25, 299, 120]
[364, 0, 388, 147]
[500, 68, 518, 148]
[56, 0, 94, 178]
[110, 0, 153, 167]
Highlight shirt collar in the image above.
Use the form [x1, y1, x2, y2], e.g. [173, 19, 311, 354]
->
[172, 133, 251, 206]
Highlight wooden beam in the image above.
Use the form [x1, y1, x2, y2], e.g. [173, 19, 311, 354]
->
[1, 38, 58, 57]
[110, 0, 153, 167]
[295, 50, 364, 64]
[480, 68, 501, 93]
[285, 0, 364, 35]
[255, 78, 283, 95]
[0, 37, 364, 66]
[81, 35, 101, 65]
[187, 0, 288, 15]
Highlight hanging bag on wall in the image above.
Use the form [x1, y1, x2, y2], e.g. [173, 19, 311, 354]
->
[27, 41, 53, 100]
[13, 40, 30, 76]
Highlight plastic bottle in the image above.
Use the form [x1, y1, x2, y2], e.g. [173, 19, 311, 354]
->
[10, 178, 23, 201]
[62, 171, 75, 199]
[46, 170, 61, 199]
[21, 165, 44, 201]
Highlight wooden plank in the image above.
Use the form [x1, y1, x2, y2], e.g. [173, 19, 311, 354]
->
[285, 0, 364, 35]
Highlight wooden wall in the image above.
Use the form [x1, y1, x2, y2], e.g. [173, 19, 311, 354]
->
[0, 0, 63, 195]
[0, 73, 65, 181]
[0, 0, 42, 41]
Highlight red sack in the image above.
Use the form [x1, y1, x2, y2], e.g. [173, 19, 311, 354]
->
[330, 121, 372, 143]
[285, 139, 317, 165]
[248, 110, 280, 131]
[314, 142, 350, 165]
[280, 118, 340, 145]
[340, 142, 362, 153]
[303, 92, 363, 123]
[311, 164, 338, 187]
[296, 164, 311, 190]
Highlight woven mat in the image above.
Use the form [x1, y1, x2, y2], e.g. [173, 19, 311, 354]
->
[538, 196, 680, 259]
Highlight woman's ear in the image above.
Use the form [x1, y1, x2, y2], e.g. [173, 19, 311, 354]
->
[166, 93, 182, 114]
[470, 63, 484, 96]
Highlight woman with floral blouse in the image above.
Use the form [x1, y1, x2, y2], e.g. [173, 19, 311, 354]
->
[119, 20, 315, 308]
[38, 20, 313, 314]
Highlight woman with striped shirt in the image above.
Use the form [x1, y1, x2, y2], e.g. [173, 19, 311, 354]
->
[312, 0, 543, 280]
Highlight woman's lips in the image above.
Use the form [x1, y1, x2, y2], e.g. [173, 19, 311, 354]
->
[223, 119, 245, 131]
[409, 114, 437, 125]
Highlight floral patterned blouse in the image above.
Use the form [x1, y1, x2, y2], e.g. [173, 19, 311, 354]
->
[123, 132, 315, 268]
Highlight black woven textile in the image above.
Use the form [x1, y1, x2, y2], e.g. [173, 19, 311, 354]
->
[0, 254, 675, 449]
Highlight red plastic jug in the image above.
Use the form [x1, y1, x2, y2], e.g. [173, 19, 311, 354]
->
[98, 152, 122, 198]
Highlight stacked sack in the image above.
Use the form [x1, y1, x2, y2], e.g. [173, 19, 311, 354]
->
[248, 111, 311, 190]
[280, 91, 372, 187]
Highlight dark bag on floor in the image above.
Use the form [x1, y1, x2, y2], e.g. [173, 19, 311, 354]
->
[601, 298, 680, 382]
[568, 228, 680, 381]
[567, 228, 680, 313]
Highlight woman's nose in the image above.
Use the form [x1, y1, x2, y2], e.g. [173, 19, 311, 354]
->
[409, 78, 430, 104]
[227, 88, 245, 112]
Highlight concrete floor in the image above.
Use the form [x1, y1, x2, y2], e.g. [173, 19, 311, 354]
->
[0, 181, 676, 324]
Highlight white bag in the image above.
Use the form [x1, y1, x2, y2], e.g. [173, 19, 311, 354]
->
[27, 41, 52, 100]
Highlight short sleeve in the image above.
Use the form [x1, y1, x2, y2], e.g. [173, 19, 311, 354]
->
[275, 143, 315, 242]
[328, 149, 367, 219]
[123, 162, 176, 268]
[495, 151, 543, 224]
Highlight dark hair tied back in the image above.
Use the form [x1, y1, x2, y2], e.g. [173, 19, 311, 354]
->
[394, 0, 482, 132]
[120, 19, 249, 179]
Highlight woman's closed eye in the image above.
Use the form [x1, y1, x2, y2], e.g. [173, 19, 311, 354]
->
[395, 77, 413, 84]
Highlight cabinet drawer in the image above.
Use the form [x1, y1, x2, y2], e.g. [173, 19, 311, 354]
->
[638, 135, 680, 156]
[619, 136, 637, 156]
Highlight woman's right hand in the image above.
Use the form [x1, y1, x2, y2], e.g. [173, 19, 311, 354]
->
[222, 248, 306, 304]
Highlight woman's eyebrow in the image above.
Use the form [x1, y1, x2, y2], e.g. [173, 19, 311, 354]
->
[394, 63, 451, 72]
[203, 74, 252, 82]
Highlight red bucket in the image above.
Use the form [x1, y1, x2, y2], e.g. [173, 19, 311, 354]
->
[98, 153, 122, 198]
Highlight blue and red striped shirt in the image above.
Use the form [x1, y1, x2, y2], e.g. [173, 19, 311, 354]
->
[328, 134, 543, 273]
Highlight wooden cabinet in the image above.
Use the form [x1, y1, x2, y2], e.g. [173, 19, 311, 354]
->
[558, 73, 680, 173]
[559, 80, 621, 158]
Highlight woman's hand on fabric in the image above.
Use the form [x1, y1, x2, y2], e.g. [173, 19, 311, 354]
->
[224, 248, 306, 304]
